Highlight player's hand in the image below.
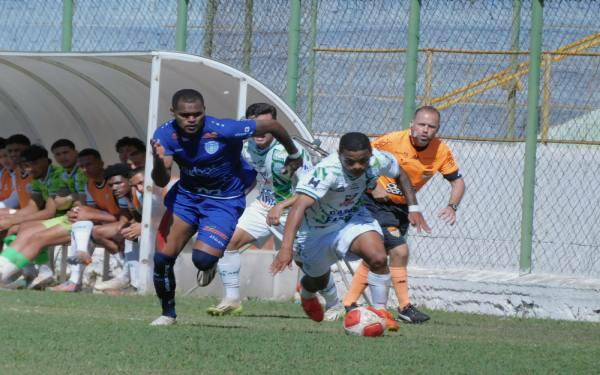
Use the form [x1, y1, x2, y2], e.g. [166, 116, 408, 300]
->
[150, 139, 165, 160]
[281, 156, 303, 176]
[121, 222, 142, 240]
[438, 206, 456, 225]
[408, 211, 431, 234]
[267, 204, 284, 226]
[371, 184, 389, 203]
[0, 217, 14, 231]
[270, 246, 293, 274]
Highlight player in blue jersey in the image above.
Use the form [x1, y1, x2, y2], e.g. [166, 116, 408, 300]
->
[150, 89, 302, 326]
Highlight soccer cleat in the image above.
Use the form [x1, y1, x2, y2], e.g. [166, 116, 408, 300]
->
[48, 281, 81, 293]
[28, 272, 55, 290]
[66, 251, 92, 266]
[206, 299, 243, 316]
[300, 296, 324, 322]
[94, 277, 131, 292]
[150, 315, 177, 326]
[324, 302, 345, 321]
[196, 264, 217, 287]
[397, 303, 430, 324]
[375, 308, 400, 331]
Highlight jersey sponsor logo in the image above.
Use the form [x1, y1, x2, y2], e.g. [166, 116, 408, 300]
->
[385, 182, 405, 196]
[308, 177, 320, 188]
[244, 126, 250, 133]
[202, 132, 218, 139]
[171, 132, 178, 140]
[204, 141, 219, 155]
[202, 225, 229, 241]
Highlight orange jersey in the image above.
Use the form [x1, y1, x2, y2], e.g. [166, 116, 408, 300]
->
[372, 129, 459, 205]
[15, 167, 32, 208]
[86, 179, 121, 216]
[0, 169, 12, 201]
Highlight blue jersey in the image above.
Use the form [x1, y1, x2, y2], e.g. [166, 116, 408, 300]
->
[153, 116, 257, 199]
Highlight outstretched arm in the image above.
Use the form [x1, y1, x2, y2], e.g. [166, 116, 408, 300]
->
[438, 177, 465, 225]
[255, 120, 302, 175]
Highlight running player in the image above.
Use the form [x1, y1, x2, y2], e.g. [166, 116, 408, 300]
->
[271, 132, 430, 330]
[343, 106, 465, 323]
[150, 89, 302, 326]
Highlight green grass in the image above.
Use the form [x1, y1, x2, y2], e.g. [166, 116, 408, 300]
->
[0, 291, 598, 374]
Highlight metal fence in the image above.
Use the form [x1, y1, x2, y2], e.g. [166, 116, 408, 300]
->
[0, 0, 598, 278]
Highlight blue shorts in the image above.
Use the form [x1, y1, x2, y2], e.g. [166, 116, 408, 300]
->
[164, 183, 246, 251]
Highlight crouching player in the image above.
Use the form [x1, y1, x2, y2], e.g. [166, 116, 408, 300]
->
[270, 132, 430, 330]
[203, 103, 318, 317]
[149, 89, 301, 326]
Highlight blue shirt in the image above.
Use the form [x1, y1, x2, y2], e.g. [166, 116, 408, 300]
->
[153, 116, 257, 198]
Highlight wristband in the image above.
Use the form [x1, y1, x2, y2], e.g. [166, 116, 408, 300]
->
[288, 149, 302, 159]
[8, 209, 16, 215]
[408, 205, 421, 213]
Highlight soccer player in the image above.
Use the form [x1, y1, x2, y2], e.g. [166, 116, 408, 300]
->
[204, 103, 317, 317]
[270, 132, 430, 330]
[0, 134, 32, 216]
[150, 89, 302, 326]
[342, 106, 465, 323]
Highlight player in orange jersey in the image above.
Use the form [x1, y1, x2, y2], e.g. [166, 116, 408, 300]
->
[343, 106, 466, 323]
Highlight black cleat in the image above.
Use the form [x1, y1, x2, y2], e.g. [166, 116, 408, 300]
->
[196, 264, 217, 287]
[397, 304, 430, 323]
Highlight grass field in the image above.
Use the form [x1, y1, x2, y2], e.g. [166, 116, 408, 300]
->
[0, 291, 598, 374]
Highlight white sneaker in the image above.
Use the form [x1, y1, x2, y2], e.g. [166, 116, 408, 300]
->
[324, 302, 345, 321]
[94, 277, 130, 291]
[150, 315, 176, 326]
[28, 272, 55, 290]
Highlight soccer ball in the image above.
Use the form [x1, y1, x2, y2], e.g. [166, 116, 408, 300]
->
[343, 306, 386, 337]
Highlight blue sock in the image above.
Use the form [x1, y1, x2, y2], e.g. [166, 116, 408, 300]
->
[153, 252, 177, 318]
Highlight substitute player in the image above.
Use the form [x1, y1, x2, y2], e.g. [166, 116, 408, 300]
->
[343, 106, 465, 323]
[150, 89, 302, 326]
[271, 132, 430, 330]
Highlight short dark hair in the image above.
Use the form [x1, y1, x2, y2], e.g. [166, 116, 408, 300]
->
[0, 137, 6, 150]
[172, 89, 204, 109]
[51, 139, 76, 151]
[128, 166, 145, 179]
[115, 137, 132, 152]
[21, 145, 49, 162]
[6, 134, 31, 147]
[414, 105, 441, 121]
[104, 163, 132, 180]
[339, 132, 372, 153]
[128, 137, 146, 153]
[245, 103, 277, 120]
[78, 148, 102, 160]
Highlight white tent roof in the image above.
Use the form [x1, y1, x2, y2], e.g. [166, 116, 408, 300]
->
[0, 51, 311, 163]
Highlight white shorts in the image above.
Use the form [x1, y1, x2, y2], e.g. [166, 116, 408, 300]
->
[237, 199, 286, 247]
[294, 207, 382, 277]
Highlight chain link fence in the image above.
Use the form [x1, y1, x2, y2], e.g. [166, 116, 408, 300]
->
[0, 0, 598, 278]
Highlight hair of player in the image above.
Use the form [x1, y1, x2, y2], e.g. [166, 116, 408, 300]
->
[51, 138, 76, 151]
[115, 136, 132, 152]
[245, 102, 277, 120]
[0, 137, 6, 150]
[127, 137, 146, 153]
[171, 89, 204, 110]
[414, 105, 441, 121]
[6, 134, 31, 147]
[339, 132, 372, 153]
[103, 163, 132, 180]
[78, 148, 102, 161]
[21, 145, 49, 162]
[128, 166, 145, 179]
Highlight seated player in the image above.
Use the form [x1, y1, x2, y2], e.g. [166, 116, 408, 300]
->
[271, 132, 430, 331]
[204, 103, 321, 317]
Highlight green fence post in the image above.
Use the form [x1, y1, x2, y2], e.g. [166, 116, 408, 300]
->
[62, 0, 73, 52]
[306, 0, 318, 132]
[176, 0, 189, 52]
[242, 0, 254, 74]
[520, 0, 543, 274]
[401, 0, 421, 129]
[286, 0, 301, 110]
[507, 0, 522, 139]
[203, 0, 218, 58]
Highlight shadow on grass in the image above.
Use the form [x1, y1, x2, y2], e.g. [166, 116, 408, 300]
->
[188, 322, 250, 329]
[239, 313, 307, 320]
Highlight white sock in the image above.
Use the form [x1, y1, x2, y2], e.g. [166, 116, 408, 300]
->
[116, 248, 130, 281]
[367, 271, 391, 309]
[71, 220, 93, 252]
[320, 273, 340, 309]
[67, 242, 84, 286]
[0, 256, 21, 284]
[125, 241, 140, 289]
[218, 251, 241, 301]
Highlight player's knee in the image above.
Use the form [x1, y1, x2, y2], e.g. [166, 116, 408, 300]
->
[301, 272, 329, 293]
[365, 251, 388, 272]
[191, 249, 220, 271]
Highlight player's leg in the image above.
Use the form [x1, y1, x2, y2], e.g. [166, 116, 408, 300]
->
[389, 242, 429, 323]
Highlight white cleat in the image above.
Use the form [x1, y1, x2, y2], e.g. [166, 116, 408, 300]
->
[94, 277, 131, 292]
[150, 315, 177, 326]
[28, 272, 55, 290]
[324, 302, 346, 321]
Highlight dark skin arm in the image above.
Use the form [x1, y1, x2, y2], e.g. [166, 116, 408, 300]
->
[255, 119, 302, 176]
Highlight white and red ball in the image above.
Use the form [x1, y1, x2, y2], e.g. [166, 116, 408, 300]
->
[343, 306, 386, 337]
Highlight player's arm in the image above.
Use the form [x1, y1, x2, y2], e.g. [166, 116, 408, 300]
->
[1, 194, 58, 229]
[67, 205, 119, 224]
[254, 119, 302, 175]
[267, 195, 299, 226]
[270, 193, 315, 274]
[0, 198, 39, 230]
[150, 139, 173, 188]
[438, 175, 465, 225]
